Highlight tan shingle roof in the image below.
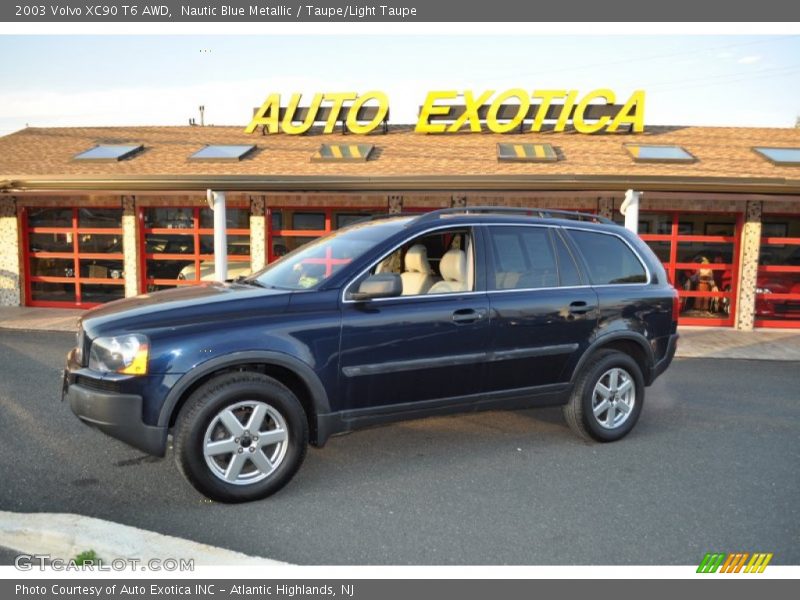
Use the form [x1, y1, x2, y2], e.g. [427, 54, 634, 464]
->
[0, 124, 799, 192]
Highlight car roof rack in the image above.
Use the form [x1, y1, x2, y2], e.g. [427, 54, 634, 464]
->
[366, 212, 427, 221]
[411, 206, 614, 226]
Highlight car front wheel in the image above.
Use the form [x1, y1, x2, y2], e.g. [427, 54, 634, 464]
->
[173, 372, 308, 503]
[563, 349, 644, 442]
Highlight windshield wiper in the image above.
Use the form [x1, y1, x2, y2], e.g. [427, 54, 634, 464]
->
[231, 275, 297, 291]
[232, 276, 267, 288]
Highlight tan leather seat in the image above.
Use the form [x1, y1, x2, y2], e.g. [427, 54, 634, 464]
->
[428, 249, 469, 294]
[400, 244, 435, 295]
[495, 272, 521, 289]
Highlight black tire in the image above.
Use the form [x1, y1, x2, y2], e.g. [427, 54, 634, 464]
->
[563, 349, 645, 443]
[173, 371, 308, 503]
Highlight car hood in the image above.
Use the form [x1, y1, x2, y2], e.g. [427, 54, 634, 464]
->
[80, 282, 292, 337]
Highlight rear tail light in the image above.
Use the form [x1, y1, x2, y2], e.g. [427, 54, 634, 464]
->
[671, 289, 681, 324]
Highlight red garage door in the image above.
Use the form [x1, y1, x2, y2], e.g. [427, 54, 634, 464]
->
[633, 211, 742, 327]
[755, 214, 800, 328]
[21, 207, 126, 308]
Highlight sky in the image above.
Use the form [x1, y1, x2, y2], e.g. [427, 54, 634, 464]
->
[0, 34, 798, 135]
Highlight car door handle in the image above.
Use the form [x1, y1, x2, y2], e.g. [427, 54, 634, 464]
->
[451, 308, 487, 323]
[568, 301, 596, 314]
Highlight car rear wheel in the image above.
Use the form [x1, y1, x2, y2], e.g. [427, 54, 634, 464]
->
[173, 372, 308, 503]
[563, 349, 644, 442]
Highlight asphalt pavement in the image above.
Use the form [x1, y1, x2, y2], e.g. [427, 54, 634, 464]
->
[0, 330, 798, 565]
[0, 547, 18, 565]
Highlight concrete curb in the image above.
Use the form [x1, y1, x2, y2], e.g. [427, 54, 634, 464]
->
[674, 327, 800, 361]
[0, 307, 82, 333]
[0, 511, 287, 566]
[0, 323, 77, 334]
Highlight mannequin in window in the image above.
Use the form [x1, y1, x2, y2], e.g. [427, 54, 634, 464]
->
[693, 257, 716, 311]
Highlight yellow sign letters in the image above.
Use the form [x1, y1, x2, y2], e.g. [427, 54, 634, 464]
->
[415, 89, 645, 134]
[245, 89, 645, 135]
[245, 91, 388, 135]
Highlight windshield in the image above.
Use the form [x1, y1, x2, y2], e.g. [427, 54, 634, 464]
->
[247, 218, 409, 290]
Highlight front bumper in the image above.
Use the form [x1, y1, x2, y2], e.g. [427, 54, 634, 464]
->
[648, 332, 679, 385]
[63, 365, 168, 457]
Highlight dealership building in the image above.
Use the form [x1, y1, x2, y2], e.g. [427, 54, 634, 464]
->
[0, 122, 799, 329]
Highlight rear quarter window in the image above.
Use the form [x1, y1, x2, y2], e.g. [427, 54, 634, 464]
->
[567, 229, 647, 285]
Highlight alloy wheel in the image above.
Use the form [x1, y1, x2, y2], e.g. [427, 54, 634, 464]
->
[202, 400, 289, 485]
[591, 367, 636, 430]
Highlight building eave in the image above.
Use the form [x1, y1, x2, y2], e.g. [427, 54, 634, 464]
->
[2, 173, 800, 195]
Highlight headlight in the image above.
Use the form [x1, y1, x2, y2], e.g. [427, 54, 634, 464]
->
[89, 334, 149, 375]
[75, 328, 85, 364]
[756, 287, 772, 294]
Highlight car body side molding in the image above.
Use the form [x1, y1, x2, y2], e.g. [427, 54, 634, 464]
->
[342, 344, 579, 378]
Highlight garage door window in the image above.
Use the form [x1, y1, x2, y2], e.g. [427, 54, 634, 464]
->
[141, 206, 251, 291]
[22, 207, 125, 307]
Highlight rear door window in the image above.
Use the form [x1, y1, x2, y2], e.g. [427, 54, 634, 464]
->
[487, 226, 559, 290]
[567, 229, 647, 285]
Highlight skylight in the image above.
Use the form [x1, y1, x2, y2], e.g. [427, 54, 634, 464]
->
[189, 145, 256, 161]
[73, 144, 143, 161]
[624, 144, 696, 163]
[753, 147, 800, 166]
[497, 143, 558, 162]
[311, 144, 375, 162]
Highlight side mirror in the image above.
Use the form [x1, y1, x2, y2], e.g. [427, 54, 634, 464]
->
[350, 273, 402, 301]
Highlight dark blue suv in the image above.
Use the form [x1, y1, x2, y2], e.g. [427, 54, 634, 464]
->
[63, 207, 679, 502]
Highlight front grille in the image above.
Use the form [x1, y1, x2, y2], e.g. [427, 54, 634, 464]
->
[75, 376, 120, 394]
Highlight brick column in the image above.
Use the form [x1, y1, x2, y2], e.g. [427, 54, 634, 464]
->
[388, 194, 403, 214]
[250, 196, 266, 271]
[735, 200, 762, 331]
[122, 196, 140, 298]
[598, 197, 614, 220]
[0, 197, 21, 306]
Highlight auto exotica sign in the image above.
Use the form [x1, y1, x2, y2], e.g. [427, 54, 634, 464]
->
[245, 89, 645, 135]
